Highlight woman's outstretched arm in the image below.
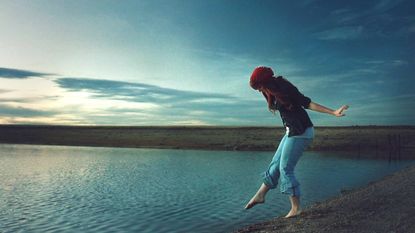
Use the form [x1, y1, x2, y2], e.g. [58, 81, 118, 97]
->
[308, 101, 349, 117]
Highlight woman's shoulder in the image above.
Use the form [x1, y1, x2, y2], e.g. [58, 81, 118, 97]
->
[273, 76, 297, 94]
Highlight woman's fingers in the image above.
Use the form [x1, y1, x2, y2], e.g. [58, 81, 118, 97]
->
[342, 105, 349, 114]
[336, 105, 349, 117]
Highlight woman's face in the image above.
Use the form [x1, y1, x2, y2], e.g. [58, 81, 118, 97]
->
[250, 81, 268, 93]
[257, 86, 266, 92]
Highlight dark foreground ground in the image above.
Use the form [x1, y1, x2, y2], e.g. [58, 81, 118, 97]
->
[0, 125, 414, 159]
[234, 164, 415, 233]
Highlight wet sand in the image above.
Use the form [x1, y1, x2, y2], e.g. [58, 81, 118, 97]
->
[234, 163, 415, 233]
[0, 125, 414, 159]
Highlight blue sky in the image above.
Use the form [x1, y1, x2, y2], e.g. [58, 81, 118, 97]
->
[0, 0, 414, 126]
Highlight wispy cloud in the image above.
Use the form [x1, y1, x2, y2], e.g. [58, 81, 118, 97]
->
[373, 0, 406, 13]
[55, 77, 237, 104]
[314, 26, 364, 40]
[312, 1, 413, 40]
[0, 96, 60, 104]
[0, 104, 58, 117]
[345, 94, 415, 125]
[0, 67, 52, 79]
[328, 8, 362, 24]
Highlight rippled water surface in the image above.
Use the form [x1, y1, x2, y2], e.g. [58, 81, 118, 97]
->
[1, 144, 414, 233]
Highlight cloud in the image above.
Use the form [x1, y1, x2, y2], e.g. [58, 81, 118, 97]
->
[314, 26, 364, 40]
[0, 67, 52, 79]
[345, 94, 415, 125]
[0, 96, 60, 104]
[328, 8, 362, 24]
[55, 77, 237, 105]
[71, 97, 271, 126]
[52, 77, 276, 125]
[0, 89, 12, 94]
[0, 104, 58, 117]
[373, 0, 406, 13]
[319, 1, 414, 39]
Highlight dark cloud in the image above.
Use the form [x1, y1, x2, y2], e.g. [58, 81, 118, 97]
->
[0, 67, 52, 79]
[0, 96, 60, 103]
[55, 77, 236, 104]
[0, 104, 59, 117]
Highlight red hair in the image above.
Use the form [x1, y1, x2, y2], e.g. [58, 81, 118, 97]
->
[250, 66, 295, 114]
[249, 66, 274, 90]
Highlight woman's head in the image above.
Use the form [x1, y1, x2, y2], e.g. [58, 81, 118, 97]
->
[249, 66, 295, 113]
[249, 66, 274, 91]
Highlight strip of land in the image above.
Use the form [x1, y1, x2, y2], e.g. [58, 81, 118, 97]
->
[0, 125, 414, 159]
[233, 163, 415, 233]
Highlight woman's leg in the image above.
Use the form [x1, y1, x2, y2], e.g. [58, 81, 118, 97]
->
[245, 134, 288, 209]
[278, 137, 312, 217]
[244, 183, 269, 209]
[286, 195, 301, 218]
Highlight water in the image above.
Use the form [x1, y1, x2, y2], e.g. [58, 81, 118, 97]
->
[0, 144, 414, 233]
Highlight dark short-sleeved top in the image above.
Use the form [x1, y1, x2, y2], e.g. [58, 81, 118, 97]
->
[262, 76, 313, 137]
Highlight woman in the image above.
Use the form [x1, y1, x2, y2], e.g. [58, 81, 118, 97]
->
[245, 66, 349, 218]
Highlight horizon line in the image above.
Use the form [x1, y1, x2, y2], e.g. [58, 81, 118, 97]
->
[0, 124, 414, 128]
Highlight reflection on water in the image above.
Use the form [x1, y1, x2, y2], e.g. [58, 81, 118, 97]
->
[0, 144, 414, 233]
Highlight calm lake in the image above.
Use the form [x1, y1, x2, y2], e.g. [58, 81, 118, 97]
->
[1, 144, 414, 233]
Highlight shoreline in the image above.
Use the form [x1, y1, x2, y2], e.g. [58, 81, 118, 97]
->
[0, 124, 414, 159]
[233, 163, 415, 233]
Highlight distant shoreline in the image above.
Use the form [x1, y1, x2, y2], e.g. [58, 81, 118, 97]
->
[1, 124, 414, 159]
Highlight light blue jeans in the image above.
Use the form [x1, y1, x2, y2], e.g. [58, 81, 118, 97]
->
[261, 127, 314, 197]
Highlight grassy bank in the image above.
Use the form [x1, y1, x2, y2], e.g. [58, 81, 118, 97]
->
[0, 125, 414, 159]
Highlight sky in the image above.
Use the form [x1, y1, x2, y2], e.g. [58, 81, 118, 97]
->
[1, 0, 414, 126]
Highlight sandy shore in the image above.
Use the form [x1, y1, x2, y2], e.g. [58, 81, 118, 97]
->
[0, 125, 414, 159]
[234, 164, 415, 233]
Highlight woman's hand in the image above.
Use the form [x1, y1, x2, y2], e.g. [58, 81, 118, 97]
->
[308, 101, 349, 117]
[333, 105, 349, 117]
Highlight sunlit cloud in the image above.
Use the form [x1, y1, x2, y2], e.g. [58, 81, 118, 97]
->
[50, 76, 272, 125]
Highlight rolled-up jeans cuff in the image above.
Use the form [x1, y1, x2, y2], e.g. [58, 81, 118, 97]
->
[281, 185, 301, 197]
[261, 171, 277, 189]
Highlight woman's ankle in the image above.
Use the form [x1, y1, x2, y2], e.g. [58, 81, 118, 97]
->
[289, 195, 301, 210]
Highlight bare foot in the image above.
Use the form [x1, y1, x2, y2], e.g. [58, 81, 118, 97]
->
[244, 194, 265, 209]
[284, 208, 302, 218]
